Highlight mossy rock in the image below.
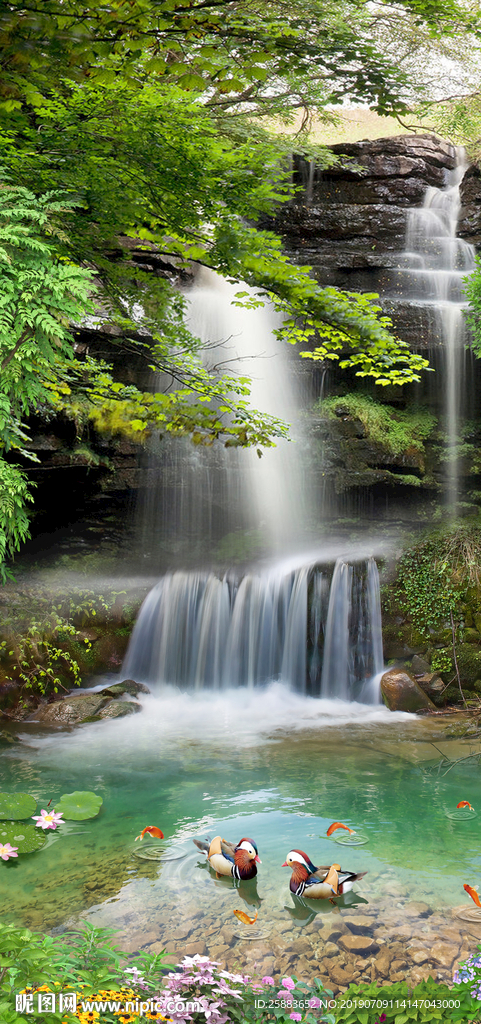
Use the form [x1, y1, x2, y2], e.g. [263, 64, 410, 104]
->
[463, 628, 481, 645]
[95, 700, 141, 719]
[100, 679, 150, 698]
[456, 646, 481, 685]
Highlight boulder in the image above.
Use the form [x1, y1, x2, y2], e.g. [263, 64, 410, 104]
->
[415, 672, 445, 696]
[94, 700, 141, 719]
[28, 693, 112, 724]
[411, 655, 431, 674]
[100, 679, 150, 697]
[380, 668, 435, 713]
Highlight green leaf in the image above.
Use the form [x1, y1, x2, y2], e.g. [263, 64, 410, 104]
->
[0, 822, 47, 853]
[54, 791, 103, 820]
[0, 793, 37, 819]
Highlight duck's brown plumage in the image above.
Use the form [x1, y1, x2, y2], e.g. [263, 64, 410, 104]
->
[194, 835, 261, 880]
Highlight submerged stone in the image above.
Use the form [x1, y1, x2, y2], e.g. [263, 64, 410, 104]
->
[380, 668, 435, 712]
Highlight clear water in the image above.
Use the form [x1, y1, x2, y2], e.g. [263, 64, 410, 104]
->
[1, 686, 480, 966]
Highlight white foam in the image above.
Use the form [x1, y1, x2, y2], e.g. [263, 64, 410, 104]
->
[19, 683, 410, 768]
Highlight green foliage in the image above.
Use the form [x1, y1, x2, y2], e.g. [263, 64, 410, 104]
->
[333, 977, 476, 1023]
[54, 791, 103, 821]
[393, 528, 473, 639]
[0, 823, 47, 854]
[0, 617, 87, 697]
[320, 394, 436, 456]
[0, 920, 172, 1022]
[0, 793, 36, 820]
[0, 0, 466, 574]
[0, 0, 463, 119]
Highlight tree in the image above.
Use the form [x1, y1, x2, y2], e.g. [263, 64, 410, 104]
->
[2, 0, 474, 118]
[1, 0, 469, 571]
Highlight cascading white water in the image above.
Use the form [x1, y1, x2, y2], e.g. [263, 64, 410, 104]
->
[138, 268, 312, 559]
[130, 266, 386, 703]
[397, 152, 475, 510]
[319, 557, 384, 702]
[123, 557, 384, 701]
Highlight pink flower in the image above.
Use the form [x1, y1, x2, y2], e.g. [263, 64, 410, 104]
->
[281, 977, 296, 990]
[290, 1015, 302, 1022]
[0, 842, 18, 861]
[261, 977, 275, 986]
[277, 990, 294, 1002]
[32, 809, 64, 830]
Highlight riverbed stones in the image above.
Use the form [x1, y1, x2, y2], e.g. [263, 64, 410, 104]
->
[338, 934, 379, 956]
[380, 667, 435, 712]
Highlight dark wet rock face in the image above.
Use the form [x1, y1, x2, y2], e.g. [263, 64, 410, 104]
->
[263, 135, 463, 285]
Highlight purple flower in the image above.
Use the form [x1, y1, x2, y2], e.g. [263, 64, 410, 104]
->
[277, 990, 294, 1002]
[261, 976, 275, 986]
[290, 1015, 302, 1022]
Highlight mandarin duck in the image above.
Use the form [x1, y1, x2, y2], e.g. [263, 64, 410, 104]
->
[282, 849, 366, 899]
[193, 835, 261, 880]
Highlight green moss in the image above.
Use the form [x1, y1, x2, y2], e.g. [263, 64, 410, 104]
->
[319, 393, 436, 457]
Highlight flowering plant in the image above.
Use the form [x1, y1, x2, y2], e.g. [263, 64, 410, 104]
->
[0, 842, 18, 861]
[453, 948, 481, 1002]
[152, 958, 334, 1024]
[32, 809, 64, 830]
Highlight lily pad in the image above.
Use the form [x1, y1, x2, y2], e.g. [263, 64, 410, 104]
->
[54, 791, 103, 820]
[0, 822, 47, 853]
[0, 793, 37, 820]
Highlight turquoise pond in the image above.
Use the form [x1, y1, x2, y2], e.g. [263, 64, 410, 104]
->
[1, 684, 480, 971]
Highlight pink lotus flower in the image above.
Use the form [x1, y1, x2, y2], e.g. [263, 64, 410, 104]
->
[0, 842, 18, 861]
[32, 809, 64, 830]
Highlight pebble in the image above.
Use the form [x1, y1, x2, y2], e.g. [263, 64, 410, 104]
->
[338, 934, 379, 955]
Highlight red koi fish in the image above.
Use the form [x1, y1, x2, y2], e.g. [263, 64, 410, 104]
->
[457, 801, 474, 810]
[135, 826, 164, 841]
[233, 909, 258, 925]
[326, 822, 355, 837]
[464, 884, 481, 908]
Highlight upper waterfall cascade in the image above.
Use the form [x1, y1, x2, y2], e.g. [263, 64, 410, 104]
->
[395, 150, 475, 509]
[123, 557, 384, 702]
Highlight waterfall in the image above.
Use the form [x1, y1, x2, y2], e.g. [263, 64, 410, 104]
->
[137, 268, 312, 561]
[123, 557, 384, 701]
[397, 151, 475, 510]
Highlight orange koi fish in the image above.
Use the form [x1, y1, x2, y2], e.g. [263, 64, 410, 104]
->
[326, 822, 355, 837]
[135, 826, 164, 841]
[233, 909, 258, 925]
[464, 884, 481, 908]
[457, 801, 474, 810]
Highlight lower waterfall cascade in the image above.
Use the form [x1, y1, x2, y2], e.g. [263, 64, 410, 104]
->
[123, 556, 384, 702]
